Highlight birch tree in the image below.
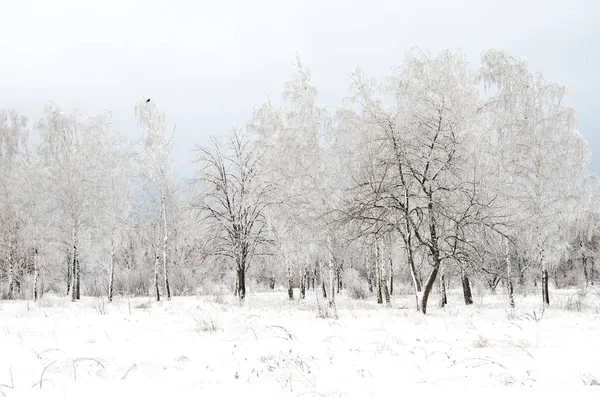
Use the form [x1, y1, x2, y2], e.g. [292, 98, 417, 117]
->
[92, 117, 133, 302]
[481, 50, 590, 306]
[251, 58, 338, 307]
[135, 100, 174, 300]
[38, 104, 100, 301]
[0, 109, 28, 299]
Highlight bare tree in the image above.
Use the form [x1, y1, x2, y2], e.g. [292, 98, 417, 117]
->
[193, 128, 272, 301]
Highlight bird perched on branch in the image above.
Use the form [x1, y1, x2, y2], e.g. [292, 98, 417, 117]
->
[146, 98, 151, 103]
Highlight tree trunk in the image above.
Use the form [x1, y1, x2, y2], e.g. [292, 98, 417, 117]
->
[66, 248, 71, 296]
[381, 248, 390, 305]
[33, 245, 39, 302]
[287, 262, 294, 300]
[421, 265, 439, 314]
[506, 242, 515, 308]
[541, 264, 550, 307]
[154, 224, 161, 302]
[75, 257, 80, 300]
[328, 256, 336, 309]
[70, 228, 78, 301]
[389, 258, 393, 296]
[582, 251, 589, 287]
[375, 245, 383, 304]
[366, 257, 373, 293]
[336, 263, 341, 294]
[460, 265, 473, 306]
[7, 237, 14, 300]
[407, 246, 421, 311]
[161, 193, 171, 300]
[237, 264, 246, 301]
[318, 260, 327, 299]
[439, 267, 447, 308]
[300, 266, 306, 299]
[305, 268, 310, 291]
[108, 237, 115, 303]
[517, 260, 526, 287]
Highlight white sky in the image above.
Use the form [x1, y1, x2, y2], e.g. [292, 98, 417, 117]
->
[1, 0, 598, 177]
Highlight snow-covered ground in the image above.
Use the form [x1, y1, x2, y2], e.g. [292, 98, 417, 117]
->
[1, 288, 600, 396]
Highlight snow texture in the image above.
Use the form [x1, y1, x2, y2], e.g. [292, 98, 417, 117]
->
[1, 289, 599, 396]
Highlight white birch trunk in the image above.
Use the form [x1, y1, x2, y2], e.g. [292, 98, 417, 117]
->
[33, 234, 39, 302]
[154, 223, 161, 301]
[161, 183, 171, 300]
[70, 227, 77, 301]
[327, 236, 336, 310]
[505, 239, 514, 308]
[7, 237, 14, 300]
[108, 235, 115, 302]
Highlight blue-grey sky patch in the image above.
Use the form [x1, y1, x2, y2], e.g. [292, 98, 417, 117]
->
[1, 0, 598, 177]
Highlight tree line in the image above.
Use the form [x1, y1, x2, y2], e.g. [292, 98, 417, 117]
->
[0, 49, 596, 314]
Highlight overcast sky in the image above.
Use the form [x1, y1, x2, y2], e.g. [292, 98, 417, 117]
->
[1, 0, 598, 177]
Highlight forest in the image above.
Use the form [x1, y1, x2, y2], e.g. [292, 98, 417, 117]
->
[0, 48, 596, 316]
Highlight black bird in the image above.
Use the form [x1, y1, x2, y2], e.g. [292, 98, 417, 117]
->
[146, 98, 151, 103]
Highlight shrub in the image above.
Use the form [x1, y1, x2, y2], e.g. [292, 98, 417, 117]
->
[345, 268, 368, 300]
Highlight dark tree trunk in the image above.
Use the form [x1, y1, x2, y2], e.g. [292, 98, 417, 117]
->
[542, 268, 549, 306]
[237, 265, 246, 301]
[287, 263, 294, 300]
[375, 244, 383, 304]
[460, 267, 473, 305]
[108, 257, 114, 303]
[33, 247, 39, 302]
[71, 240, 78, 301]
[421, 266, 439, 315]
[305, 268, 310, 291]
[75, 257, 80, 300]
[319, 260, 327, 298]
[517, 260, 526, 287]
[583, 253, 589, 287]
[439, 270, 447, 308]
[376, 259, 383, 304]
[389, 259, 393, 295]
[66, 249, 71, 296]
[154, 225, 161, 302]
[382, 273, 390, 305]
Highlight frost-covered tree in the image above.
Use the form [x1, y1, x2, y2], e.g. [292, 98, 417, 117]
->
[90, 116, 134, 302]
[193, 128, 272, 301]
[37, 104, 102, 301]
[0, 109, 29, 299]
[251, 58, 341, 309]
[481, 50, 590, 306]
[135, 100, 175, 301]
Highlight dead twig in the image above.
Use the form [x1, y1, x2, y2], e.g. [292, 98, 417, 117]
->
[36, 360, 57, 389]
[263, 325, 296, 341]
[72, 358, 105, 381]
[121, 364, 137, 380]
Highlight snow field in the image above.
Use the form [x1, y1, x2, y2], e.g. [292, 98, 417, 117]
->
[1, 288, 599, 396]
